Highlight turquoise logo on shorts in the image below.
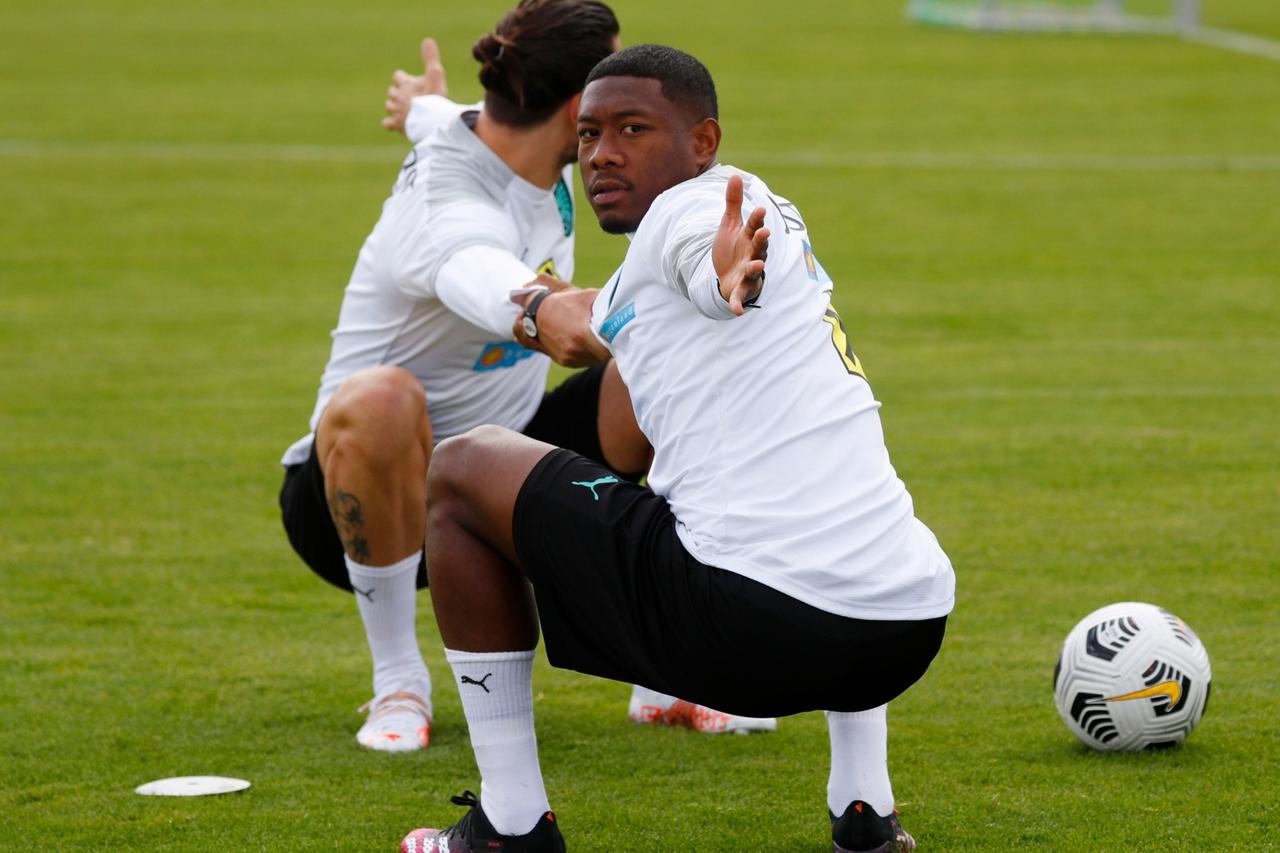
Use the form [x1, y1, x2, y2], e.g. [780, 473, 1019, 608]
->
[473, 342, 535, 372]
[571, 475, 619, 501]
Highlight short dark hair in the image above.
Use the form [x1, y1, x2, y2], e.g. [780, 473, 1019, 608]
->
[472, 0, 620, 128]
[584, 44, 718, 121]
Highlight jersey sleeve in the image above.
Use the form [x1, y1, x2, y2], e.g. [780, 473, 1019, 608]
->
[392, 198, 521, 300]
[434, 245, 540, 339]
[635, 179, 741, 321]
[404, 96, 478, 144]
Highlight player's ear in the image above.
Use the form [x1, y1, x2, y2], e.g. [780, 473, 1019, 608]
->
[565, 92, 583, 126]
[691, 117, 721, 169]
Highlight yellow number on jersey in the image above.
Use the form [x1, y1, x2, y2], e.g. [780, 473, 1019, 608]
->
[537, 259, 557, 277]
[821, 303, 867, 380]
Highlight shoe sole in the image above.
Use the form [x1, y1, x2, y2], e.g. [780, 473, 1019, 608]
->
[833, 833, 916, 853]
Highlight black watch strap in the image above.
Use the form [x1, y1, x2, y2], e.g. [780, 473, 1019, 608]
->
[522, 289, 551, 339]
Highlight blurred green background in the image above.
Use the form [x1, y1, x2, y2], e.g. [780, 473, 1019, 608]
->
[2, 1, 1277, 849]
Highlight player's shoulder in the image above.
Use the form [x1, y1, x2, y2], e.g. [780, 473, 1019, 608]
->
[411, 117, 513, 212]
[641, 164, 771, 225]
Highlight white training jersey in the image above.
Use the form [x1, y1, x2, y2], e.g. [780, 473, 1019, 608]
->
[281, 108, 577, 465]
[589, 164, 955, 621]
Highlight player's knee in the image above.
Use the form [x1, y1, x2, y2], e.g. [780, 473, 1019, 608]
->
[426, 425, 505, 505]
[323, 367, 425, 453]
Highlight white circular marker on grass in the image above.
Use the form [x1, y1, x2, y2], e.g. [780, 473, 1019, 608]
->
[135, 776, 251, 797]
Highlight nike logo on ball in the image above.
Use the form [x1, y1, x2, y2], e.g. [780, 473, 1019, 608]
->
[1104, 680, 1182, 707]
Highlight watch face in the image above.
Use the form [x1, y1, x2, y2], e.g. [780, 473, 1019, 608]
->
[521, 315, 538, 338]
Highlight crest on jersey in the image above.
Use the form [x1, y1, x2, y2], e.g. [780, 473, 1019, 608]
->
[554, 179, 574, 237]
[802, 240, 831, 284]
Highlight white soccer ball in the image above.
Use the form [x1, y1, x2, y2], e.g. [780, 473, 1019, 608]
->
[1053, 602, 1211, 751]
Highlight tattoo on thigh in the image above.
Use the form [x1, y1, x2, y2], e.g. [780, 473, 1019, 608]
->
[333, 489, 370, 562]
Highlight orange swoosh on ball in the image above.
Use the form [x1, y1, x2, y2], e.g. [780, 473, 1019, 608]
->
[1104, 680, 1181, 706]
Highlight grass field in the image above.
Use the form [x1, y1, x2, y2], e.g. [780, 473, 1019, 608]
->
[3, 0, 1279, 849]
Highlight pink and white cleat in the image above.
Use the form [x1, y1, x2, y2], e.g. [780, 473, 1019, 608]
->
[627, 685, 777, 735]
[356, 690, 431, 752]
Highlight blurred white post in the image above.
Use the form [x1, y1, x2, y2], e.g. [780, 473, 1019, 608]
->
[907, 0, 1280, 62]
[1175, 0, 1200, 32]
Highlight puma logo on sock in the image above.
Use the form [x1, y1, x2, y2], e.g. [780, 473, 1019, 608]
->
[460, 673, 493, 693]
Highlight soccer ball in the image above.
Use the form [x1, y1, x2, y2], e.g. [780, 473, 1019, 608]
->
[1053, 602, 1211, 751]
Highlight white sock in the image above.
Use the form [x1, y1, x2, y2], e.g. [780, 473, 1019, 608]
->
[445, 648, 548, 836]
[826, 705, 895, 816]
[346, 551, 431, 705]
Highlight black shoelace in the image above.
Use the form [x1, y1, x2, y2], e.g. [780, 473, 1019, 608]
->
[450, 790, 480, 810]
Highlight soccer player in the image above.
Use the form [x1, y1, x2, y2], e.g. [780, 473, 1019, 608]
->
[375, 29, 780, 739]
[400, 45, 956, 853]
[277, 0, 638, 753]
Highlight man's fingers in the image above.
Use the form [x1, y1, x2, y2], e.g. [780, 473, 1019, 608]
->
[722, 174, 744, 227]
[532, 273, 573, 293]
[421, 37, 447, 95]
[751, 226, 770, 260]
[392, 69, 411, 86]
[421, 37, 441, 71]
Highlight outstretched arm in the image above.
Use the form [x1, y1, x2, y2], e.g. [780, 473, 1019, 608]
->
[382, 37, 449, 134]
[711, 174, 769, 316]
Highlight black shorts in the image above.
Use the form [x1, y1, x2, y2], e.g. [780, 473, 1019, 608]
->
[513, 448, 948, 717]
[279, 364, 625, 592]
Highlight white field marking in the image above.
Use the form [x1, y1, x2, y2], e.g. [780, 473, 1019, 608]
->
[733, 150, 1280, 173]
[0, 139, 400, 164]
[1185, 26, 1280, 63]
[907, 385, 1279, 401]
[3, 139, 1280, 174]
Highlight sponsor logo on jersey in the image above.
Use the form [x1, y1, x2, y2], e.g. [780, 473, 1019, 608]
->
[537, 258, 557, 277]
[599, 302, 636, 343]
[473, 342, 536, 372]
[554, 179, 574, 237]
[802, 240, 831, 284]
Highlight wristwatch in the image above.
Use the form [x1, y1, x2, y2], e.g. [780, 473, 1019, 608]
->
[521, 289, 551, 339]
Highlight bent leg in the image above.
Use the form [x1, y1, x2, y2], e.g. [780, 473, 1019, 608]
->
[425, 425, 556, 653]
[314, 366, 433, 745]
[315, 365, 432, 565]
[426, 425, 559, 834]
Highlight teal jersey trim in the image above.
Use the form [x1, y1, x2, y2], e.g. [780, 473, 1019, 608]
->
[554, 179, 573, 237]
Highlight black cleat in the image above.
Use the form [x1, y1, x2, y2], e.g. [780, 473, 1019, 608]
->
[400, 791, 566, 853]
[831, 800, 916, 853]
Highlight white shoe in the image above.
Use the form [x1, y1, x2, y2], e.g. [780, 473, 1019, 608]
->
[356, 690, 432, 752]
[627, 685, 777, 735]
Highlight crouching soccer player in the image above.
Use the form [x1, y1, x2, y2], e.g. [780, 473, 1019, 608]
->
[401, 45, 955, 853]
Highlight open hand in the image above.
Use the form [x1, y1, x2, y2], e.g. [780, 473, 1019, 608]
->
[382, 38, 449, 133]
[711, 174, 769, 315]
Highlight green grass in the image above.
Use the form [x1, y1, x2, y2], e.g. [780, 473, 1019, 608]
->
[3, 0, 1279, 849]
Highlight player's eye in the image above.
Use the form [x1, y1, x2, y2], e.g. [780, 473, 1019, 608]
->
[578, 127, 600, 141]
[621, 124, 646, 135]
